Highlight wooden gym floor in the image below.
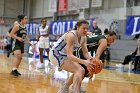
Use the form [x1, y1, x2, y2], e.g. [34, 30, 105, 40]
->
[0, 53, 140, 93]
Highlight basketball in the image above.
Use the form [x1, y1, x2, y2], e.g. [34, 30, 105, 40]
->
[87, 59, 103, 76]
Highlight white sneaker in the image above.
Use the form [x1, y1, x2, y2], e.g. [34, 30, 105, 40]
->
[38, 63, 45, 69]
[116, 64, 124, 67]
[48, 62, 54, 69]
[57, 83, 69, 93]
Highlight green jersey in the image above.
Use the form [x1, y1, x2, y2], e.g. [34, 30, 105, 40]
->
[15, 25, 27, 44]
[12, 25, 27, 53]
[74, 34, 106, 59]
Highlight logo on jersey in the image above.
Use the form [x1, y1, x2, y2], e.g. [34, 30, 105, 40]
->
[87, 33, 98, 38]
[20, 29, 27, 34]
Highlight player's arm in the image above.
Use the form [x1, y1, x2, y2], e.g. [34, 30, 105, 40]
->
[46, 26, 50, 36]
[95, 39, 107, 59]
[81, 38, 92, 60]
[25, 35, 33, 46]
[66, 33, 91, 66]
[10, 25, 23, 42]
[36, 26, 40, 41]
[7, 32, 11, 37]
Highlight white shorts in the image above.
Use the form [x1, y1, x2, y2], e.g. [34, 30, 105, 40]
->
[49, 49, 67, 67]
[38, 36, 49, 49]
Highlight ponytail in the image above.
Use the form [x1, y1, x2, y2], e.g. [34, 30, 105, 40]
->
[17, 15, 26, 22]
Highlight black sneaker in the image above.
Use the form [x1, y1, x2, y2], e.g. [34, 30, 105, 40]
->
[15, 70, 21, 75]
[7, 51, 11, 58]
[10, 70, 19, 77]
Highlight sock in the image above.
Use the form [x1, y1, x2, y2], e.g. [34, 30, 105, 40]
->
[12, 68, 17, 71]
[41, 63, 44, 66]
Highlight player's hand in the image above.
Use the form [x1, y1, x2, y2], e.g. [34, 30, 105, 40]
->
[84, 60, 94, 72]
[92, 57, 100, 64]
[17, 37, 24, 42]
[29, 42, 33, 46]
[31, 45, 35, 51]
[85, 59, 94, 79]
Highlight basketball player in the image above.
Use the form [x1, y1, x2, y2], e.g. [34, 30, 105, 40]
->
[10, 15, 32, 77]
[36, 18, 50, 69]
[74, 31, 117, 77]
[49, 20, 94, 93]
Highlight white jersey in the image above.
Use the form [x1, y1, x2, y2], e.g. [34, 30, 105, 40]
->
[38, 25, 49, 48]
[51, 30, 86, 66]
[38, 25, 49, 35]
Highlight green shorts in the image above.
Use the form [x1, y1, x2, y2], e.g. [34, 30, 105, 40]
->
[13, 44, 24, 53]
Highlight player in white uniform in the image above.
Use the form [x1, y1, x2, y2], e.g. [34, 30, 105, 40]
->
[49, 20, 94, 93]
[36, 18, 50, 68]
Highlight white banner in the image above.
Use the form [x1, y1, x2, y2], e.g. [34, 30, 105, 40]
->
[125, 16, 140, 35]
[48, 0, 57, 12]
[79, 0, 89, 9]
[68, 0, 79, 11]
[91, 0, 102, 7]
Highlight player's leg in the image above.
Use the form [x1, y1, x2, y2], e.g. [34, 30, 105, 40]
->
[60, 60, 85, 93]
[11, 49, 22, 76]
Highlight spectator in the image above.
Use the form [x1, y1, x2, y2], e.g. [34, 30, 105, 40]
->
[90, 20, 102, 35]
[90, 20, 102, 56]
[116, 39, 140, 68]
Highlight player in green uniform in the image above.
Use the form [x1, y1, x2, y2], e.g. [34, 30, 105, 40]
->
[10, 15, 32, 77]
[74, 31, 117, 77]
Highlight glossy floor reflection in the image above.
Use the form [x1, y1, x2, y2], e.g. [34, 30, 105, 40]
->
[0, 54, 140, 93]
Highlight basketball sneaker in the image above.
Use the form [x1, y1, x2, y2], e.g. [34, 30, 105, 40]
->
[10, 70, 19, 77]
[116, 64, 124, 67]
[15, 70, 21, 75]
[70, 85, 85, 93]
[38, 63, 45, 69]
[48, 62, 54, 69]
[57, 83, 69, 93]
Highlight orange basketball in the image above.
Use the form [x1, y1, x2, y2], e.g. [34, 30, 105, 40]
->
[87, 59, 103, 76]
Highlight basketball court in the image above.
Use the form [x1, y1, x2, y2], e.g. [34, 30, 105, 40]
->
[0, 53, 140, 93]
[1, 0, 140, 93]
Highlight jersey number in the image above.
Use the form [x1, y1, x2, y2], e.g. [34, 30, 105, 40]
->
[87, 34, 98, 38]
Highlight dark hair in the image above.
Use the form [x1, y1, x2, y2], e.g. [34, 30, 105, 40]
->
[17, 15, 26, 22]
[74, 20, 89, 30]
[108, 31, 116, 36]
[104, 28, 109, 35]
[41, 18, 47, 22]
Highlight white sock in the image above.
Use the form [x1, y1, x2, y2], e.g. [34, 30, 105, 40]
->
[41, 63, 44, 66]
[12, 68, 17, 71]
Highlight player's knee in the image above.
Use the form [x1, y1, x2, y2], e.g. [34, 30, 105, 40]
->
[77, 67, 85, 76]
[16, 54, 22, 60]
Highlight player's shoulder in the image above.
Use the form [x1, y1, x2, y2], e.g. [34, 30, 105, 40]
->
[66, 31, 76, 38]
[65, 30, 77, 41]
